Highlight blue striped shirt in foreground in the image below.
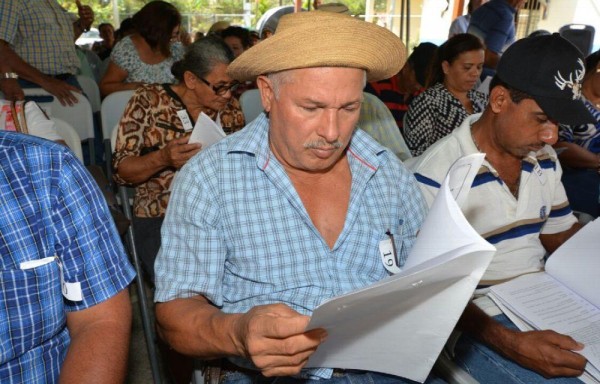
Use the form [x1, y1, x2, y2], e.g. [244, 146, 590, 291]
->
[0, 132, 135, 383]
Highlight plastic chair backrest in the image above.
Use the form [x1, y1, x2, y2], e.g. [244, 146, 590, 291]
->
[101, 90, 135, 141]
[239, 89, 264, 123]
[559, 24, 595, 56]
[23, 88, 95, 140]
[111, 123, 119, 150]
[53, 118, 84, 163]
[76, 75, 101, 113]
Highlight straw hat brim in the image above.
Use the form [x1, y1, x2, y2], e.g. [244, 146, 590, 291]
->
[227, 12, 406, 82]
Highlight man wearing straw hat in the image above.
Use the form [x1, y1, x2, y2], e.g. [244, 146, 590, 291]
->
[154, 11, 431, 383]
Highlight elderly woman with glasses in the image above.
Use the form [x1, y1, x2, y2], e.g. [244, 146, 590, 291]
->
[113, 35, 245, 283]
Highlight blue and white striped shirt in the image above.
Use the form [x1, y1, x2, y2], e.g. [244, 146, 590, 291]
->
[0, 132, 135, 383]
[408, 114, 578, 283]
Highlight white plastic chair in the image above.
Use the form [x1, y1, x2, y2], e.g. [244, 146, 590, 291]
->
[53, 118, 84, 163]
[101, 90, 135, 183]
[101, 90, 135, 141]
[22, 88, 95, 163]
[77, 75, 101, 113]
[239, 89, 264, 123]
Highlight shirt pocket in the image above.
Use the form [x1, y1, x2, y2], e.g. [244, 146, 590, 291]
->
[0, 261, 66, 365]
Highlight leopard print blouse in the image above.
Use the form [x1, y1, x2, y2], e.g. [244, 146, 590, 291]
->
[112, 83, 245, 218]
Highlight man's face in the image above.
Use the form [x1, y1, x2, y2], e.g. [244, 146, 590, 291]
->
[258, 67, 364, 173]
[493, 89, 558, 158]
[99, 25, 114, 45]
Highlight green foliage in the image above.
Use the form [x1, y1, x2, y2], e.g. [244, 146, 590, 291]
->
[59, 0, 378, 33]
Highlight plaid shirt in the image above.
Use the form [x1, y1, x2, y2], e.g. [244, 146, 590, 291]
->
[154, 113, 427, 378]
[0, 132, 135, 383]
[0, 0, 80, 75]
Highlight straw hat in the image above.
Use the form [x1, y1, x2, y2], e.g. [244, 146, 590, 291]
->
[227, 11, 406, 82]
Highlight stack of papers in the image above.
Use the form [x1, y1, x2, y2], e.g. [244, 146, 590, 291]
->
[188, 112, 226, 148]
[305, 153, 497, 382]
[489, 219, 600, 383]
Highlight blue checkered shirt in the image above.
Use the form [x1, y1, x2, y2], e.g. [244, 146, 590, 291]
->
[155, 113, 427, 378]
[0, 132, 135, 383]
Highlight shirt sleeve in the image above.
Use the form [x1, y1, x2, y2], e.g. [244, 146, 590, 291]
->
[52, 151, 135, 311]
[112, 88, 156, 185]
[472, 12, 513, 54]
[109, 37, 134, 72]
[154, 155, 227, 305]
[541, 159, 578, 235]
[404, 92, 436, 156]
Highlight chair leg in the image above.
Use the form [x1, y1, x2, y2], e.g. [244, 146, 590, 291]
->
[104, 140, 114, 190]
[87, 138, 96, 166]
[119, 187, 164, 384]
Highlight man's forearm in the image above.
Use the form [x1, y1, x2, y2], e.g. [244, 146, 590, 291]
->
[457, 301, 516, 353]
[155, 295, 244, 360]
[0, 40, 52, 86]
[540, 222, 583, 254]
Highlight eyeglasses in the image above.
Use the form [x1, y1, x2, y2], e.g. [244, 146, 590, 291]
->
[199, 77, 240, 96]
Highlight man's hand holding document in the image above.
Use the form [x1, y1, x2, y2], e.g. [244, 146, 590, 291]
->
[305, 153, 496, 383]
[488, 218, 600, 383]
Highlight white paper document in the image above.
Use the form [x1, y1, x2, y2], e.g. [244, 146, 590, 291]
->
[187, 112, 226, 148]
[489, 218, 600, 383]
[305, 153, 496, 383]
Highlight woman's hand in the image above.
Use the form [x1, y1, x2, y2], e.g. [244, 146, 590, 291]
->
[159, 135, 202, 169]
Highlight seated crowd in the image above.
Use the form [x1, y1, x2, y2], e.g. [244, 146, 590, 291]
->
[1, 1, 598, 384]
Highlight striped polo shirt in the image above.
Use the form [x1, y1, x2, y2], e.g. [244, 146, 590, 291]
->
[407, 113, 578, 283]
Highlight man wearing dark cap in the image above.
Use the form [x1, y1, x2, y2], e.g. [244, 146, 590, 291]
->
[409, 34, 594, 382]
[154, 11, 431, 383]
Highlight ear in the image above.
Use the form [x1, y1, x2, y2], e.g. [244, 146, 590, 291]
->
[488, 84, 508, 113]
[183, 71, 197, 90]
[441, 60, 450, 75]
[256, 75, 274, 112]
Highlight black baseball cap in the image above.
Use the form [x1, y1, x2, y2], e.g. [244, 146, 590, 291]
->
[496, 33, 594, 125]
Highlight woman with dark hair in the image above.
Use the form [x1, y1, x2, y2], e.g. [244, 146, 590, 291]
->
[405, 33, 487, 156]
[220, 26, 252, 58]
[99, 1, 184, 96]
[555, 49, 600, 218]
[113, 35, 245, 282]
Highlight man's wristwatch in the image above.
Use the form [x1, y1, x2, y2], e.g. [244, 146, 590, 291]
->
[0, 72, 18, 80]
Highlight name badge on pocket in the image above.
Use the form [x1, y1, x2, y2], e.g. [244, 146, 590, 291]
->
[379, 231, 401, 274]
[20, 256, 83, 301]
[177, 109, 194, 131]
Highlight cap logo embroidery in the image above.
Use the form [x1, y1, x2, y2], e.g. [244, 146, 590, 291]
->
[554, 58, 585, 100]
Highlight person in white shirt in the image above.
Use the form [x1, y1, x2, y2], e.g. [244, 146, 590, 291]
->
[409, 34, 594, 383]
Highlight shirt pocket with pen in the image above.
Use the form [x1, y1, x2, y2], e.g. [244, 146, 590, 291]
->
[0, 257, 66, 365]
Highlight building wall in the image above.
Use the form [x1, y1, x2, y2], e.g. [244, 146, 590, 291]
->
[537, 0, 600, 52]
